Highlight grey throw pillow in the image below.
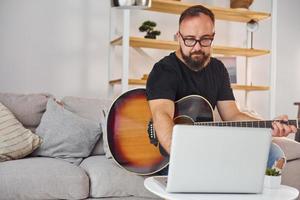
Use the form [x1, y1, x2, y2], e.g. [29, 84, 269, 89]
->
[61, 96, 112, 156]
[33, 99, 101, 164]
[0, 92, 52, 128]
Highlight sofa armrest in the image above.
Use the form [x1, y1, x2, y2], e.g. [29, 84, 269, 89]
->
[272, 137, 300, 161]
[295, 129, 300, 142]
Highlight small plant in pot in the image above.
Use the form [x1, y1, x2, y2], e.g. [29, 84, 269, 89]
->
[264, 168, 282, 189]
[139, 21, 161, 39]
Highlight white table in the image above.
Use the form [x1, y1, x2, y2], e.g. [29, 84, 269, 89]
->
[144, 177, 299, 200]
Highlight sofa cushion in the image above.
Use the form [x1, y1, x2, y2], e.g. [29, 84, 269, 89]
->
[0, 102, 42, 161]
[0, 157, 89, 199]
[85, 197, 160, 200]
[32, 99, 101, 164]
[0, 92, 51, 128]
[282, 159, 300, 192]
[80, 156, 156, 198]
[272, 137, 300, 161]
[91, 137, 105, 155]
[61, 96, 112, 157]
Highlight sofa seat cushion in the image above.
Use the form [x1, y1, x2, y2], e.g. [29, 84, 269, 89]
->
[85, 197, 161, 200]
[282, 159, 300, 192]
[80, 156, 156, 198]
[0, 157, 89, 200]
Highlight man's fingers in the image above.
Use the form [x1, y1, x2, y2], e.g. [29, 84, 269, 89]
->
[276, 122, 284, 136]
[272, 115, 297, 137]
[282, 115, 288, 121]
[272, 122, 279, 136]
[274, 115, 288, 121]
[282, 124, 291, 137]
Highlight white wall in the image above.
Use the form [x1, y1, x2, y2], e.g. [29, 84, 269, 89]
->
[0, 0, 299, 119]
[0, 0, 110, 99]
[275, 0, 300, 119]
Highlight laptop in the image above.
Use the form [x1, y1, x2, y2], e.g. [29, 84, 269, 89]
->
[154, 125, 271, 194]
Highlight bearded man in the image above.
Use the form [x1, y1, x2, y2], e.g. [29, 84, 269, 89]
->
[146, 5, 296, 175]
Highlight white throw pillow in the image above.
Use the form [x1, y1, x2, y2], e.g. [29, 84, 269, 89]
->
[0, 102, 42, 161]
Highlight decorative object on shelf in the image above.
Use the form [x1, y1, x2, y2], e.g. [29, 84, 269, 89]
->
[264, 168, 282, 189]
[230, 0, 254, 9]
[139, 21, 161, 39]
[113, 0, 135, 6]
[112, 0, 151, 7]
[142, 74, 148, 80]
[247, 19, 259, 49]
[136, 0, 151, 6]
[215, 57, 237, 83]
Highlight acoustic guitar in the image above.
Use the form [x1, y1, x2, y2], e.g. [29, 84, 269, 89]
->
[107, 88, 298, 175]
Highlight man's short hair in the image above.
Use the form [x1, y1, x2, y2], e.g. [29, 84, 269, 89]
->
[179, 5, 215, 25]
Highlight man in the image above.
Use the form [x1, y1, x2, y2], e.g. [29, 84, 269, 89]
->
[146, 5, 296, 173]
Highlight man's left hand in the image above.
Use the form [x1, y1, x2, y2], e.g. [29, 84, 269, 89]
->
[272, 115, 297, 137]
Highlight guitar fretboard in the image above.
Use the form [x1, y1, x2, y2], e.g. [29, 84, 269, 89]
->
[195, 119, 299, 128]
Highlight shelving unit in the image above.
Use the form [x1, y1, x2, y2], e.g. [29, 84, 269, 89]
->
[109, 78, 270, 91]
[109, 0, 272, 99]
[111, 36, 270, 57]
[148, 0, 270, 23]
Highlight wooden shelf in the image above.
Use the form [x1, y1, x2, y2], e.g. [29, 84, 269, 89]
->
[109, 78, 147, 86]
[111, 37, 270, 57]
[109, 78, 270, 91]
[231, 84, 269, 91]
[147, 0, 270, 23]
[113, 5, 149, 10]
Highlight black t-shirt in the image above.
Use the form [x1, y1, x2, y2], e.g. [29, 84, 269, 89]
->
[146, 52, 235, 109]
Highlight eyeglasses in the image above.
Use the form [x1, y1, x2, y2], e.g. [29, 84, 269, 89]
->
[178, 31, 215, 47]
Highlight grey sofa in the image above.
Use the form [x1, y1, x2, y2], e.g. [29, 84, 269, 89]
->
[0, 93, 300, 200]
[0, 93, 159, 200]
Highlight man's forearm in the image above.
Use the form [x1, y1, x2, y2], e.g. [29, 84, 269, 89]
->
[153, 113, 174, 154]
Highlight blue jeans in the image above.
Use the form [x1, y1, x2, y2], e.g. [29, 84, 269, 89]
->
[157, 142, 285, 175]
[267, 142, 285, 169]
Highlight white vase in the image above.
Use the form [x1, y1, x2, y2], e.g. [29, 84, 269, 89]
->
[264, 175, 281, 189]
[135, 0, 151, 6]
[116, 0, 135, 6]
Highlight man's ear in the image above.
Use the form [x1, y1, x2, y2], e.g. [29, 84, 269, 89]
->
[175, 32, 180, 41]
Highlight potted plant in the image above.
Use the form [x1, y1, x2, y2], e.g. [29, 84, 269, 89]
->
[264, 168, 282, 189]
[139, 21, 161, 39]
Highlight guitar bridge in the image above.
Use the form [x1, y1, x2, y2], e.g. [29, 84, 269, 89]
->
[148, 120, 158, 146]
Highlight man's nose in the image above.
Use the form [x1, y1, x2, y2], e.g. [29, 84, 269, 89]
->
[193, 41, 202, 51]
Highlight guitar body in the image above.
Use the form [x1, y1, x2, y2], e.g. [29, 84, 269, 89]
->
[107, 88, 214, 175]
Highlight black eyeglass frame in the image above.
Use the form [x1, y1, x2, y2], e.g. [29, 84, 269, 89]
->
[178, 31, 215, 47]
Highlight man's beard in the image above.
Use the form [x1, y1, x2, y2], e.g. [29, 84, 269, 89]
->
[180, 48, 211, 71]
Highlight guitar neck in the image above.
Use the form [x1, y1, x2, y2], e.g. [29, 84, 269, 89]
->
[195, 119, 299, 129]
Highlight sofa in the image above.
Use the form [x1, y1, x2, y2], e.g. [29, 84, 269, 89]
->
[0, 93, 160, 200]
[0, 92, 300, 200]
